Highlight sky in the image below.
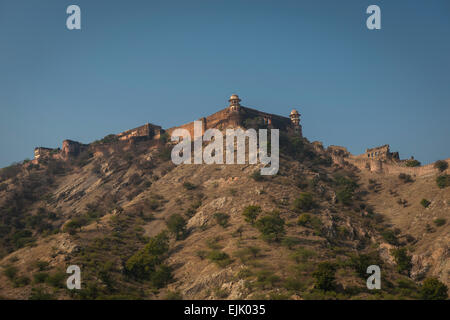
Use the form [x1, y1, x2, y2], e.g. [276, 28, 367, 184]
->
[0, 0, 449, 167]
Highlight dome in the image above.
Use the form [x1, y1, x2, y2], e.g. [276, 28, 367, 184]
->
[229, 94, 241, 102]
[290, 109, 299, 115]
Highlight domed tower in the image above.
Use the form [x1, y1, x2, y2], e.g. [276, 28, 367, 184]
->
[290, 109, 300, 125]
[290, 109, 302, 136]
[228, 94, 241, 112]
[227, 94, 242, 127]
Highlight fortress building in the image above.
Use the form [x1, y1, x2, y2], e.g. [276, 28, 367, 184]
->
[117, 123, 162, 141]
[32, 94, 302, 162]
[34, 147, 60, 161]
[363, 144, 399, 161]
[166, 94, 303, 137]
[28, 93, 449, 177]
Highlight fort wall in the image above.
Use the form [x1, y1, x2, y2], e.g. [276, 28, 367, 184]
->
[117, 123, 162, 141]
[325, 143, 449, 177]
[166, 105, 298, 139]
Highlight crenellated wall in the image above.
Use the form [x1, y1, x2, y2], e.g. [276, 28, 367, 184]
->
[166, 105, 300, 138]
[326, 144, 450, 177]
[117, 123, 162, 141]
[31, 96, 300, 162]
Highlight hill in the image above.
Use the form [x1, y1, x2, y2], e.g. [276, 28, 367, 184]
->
[0, 96, 448, 300]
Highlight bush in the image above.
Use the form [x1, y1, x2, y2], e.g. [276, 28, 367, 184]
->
[381, 230, 399, 246]
[436, 174, 450, 189]
[182, 182, 197, 190]
[250, 170, 265, 182]
[290, 247, 316, 263]
[63, 218, 87, 235]
[420, 278, 448, 300]
[0, 183, 7, 192]
[33, 272, 49, 284]
[391, 248, 412, 275]
[14, 275, 30, 287]
[297, 213, 322, 235]
[150, 264, 173, 288]
[405, 159, 421, 167]
[434, 160, 448, 173]
[297, 213, 310, 226]
[34, 260, 50, 271]
[0, 163, 22, 181]
[292, 193, 315, 212]
[334, 176, 358, 206]
[125, 232, 170, 283]
[45, 271, 66, 288]
[29, 287, 54, 300]
[234, 246, 261, 263]
[207, 250, 232, 267]
[242, 205, 261, 225]
[254, 270, 280, 289]
[164, 291, 183, 300]
[214, 212, 230, 228]
[3, 265, 18, 280]
[93, 134, 119, 145]
[166, 214, 186, 240]
[196, 250, 207, 260]
[433, 218, 446, 227]
[312, 262, 336, 291]
[398, 173, 413, 183]
[336, 189, 352, 206]
[12, 229, 34, 248]
[215, 288, 230, 299]
[281, 237, 301, 250]
[420, 199, 431, 208]
[255, 211, 285, 242]
[349, 252, 382, 278]
[283, 277, 304, 291]
[128, 173, 142, 186]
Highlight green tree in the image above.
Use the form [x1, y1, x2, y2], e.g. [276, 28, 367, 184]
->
[292, 192, 315, 212]
[434, 160, 448, 172]
[381, 230, 399, 246]
[313, 262, 336, 291]
[150, 264, 173, 288]
[433, 218, 446, 227]
[255, 211, 285, 242]
[63, 218, 86, 235]
[349, 252, 382, 278]
[182, 182, 197, 190]
[125, 232, 170, 284]
[398, 173, 413, 183]
[334, 176, 358, 206]
[436, 174, 450, 189]
[207, 250, 232, 267]
[214, 212, 230, 228]
[420, 199, 431, 208]
[420, 278, 448, 300]
[166, 214, 186, 240]
[391, 248, 412, 275]
[242, 205, 261, 225]
[405, 159, 421, 167]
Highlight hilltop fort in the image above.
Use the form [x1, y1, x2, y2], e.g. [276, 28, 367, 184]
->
[32, 94, 449, 176]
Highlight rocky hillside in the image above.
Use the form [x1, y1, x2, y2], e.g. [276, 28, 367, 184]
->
[0, 132, 448, 300]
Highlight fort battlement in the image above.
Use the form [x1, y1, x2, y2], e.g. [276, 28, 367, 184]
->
[165, 94, 302, 138]
[325, 143, 449, 177]
[116, 123, 162, 141]
[34, 147, 60, 161]
[32, 94, 302, 162]
[31, 93, 448, 178]
[353, 144, 400, 161]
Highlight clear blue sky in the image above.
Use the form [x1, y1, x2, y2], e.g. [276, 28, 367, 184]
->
[1, 0, 449, 167]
